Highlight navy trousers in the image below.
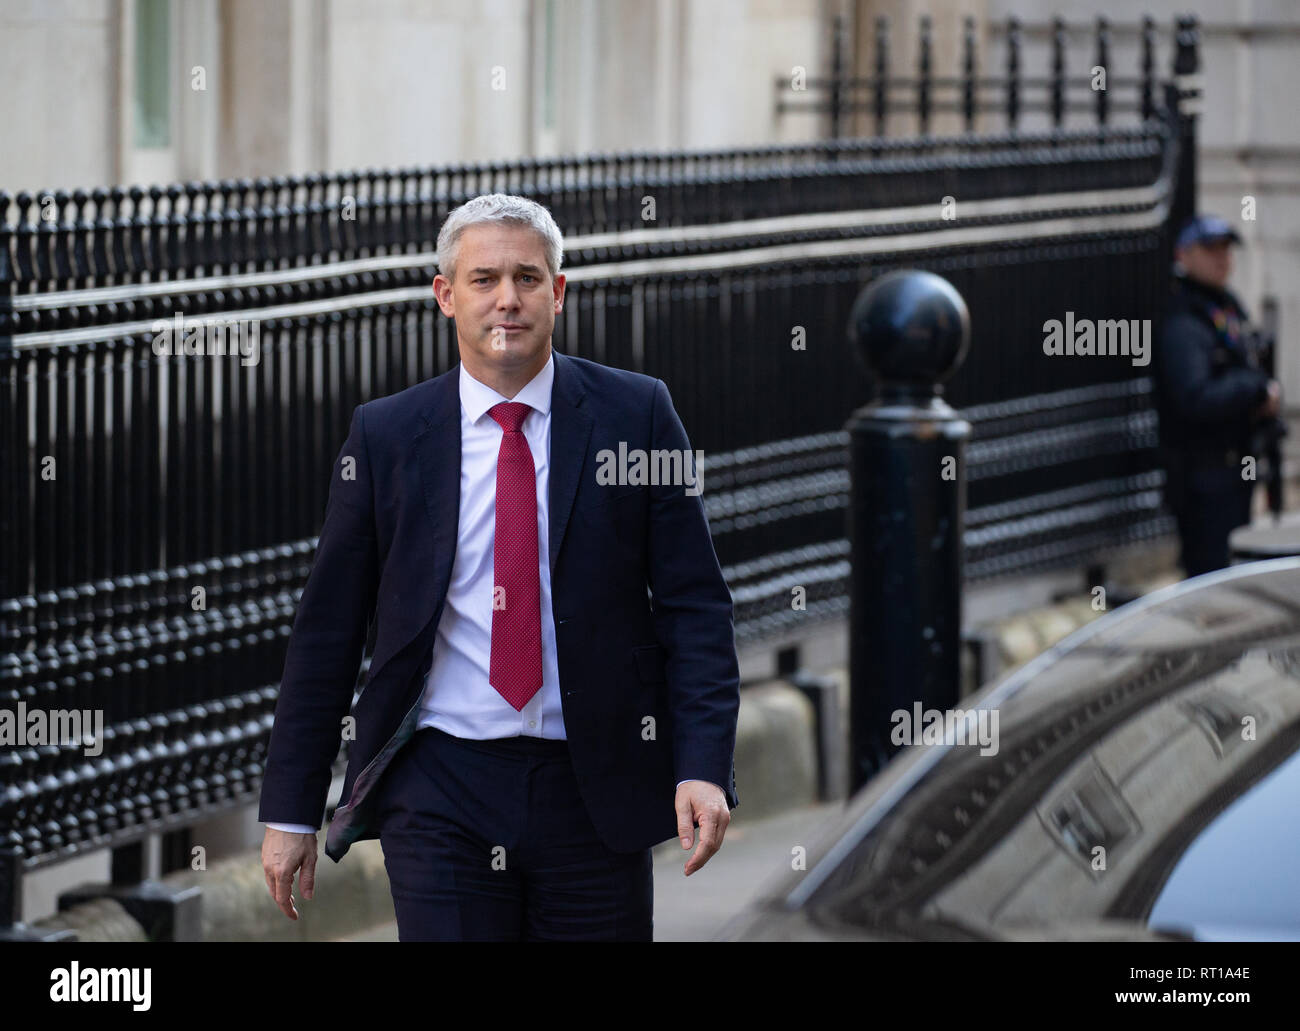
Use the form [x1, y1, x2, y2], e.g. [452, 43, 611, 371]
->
[372, 726, 654, 941]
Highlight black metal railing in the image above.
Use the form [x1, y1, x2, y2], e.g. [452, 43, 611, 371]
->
[776, 13, 1191, 138]
[0, 15, 1200, 930]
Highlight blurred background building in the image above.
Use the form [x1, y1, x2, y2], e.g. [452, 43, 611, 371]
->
[3, 0, 1297, 413]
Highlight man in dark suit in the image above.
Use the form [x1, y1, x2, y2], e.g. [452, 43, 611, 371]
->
[257, 193, 740, 941]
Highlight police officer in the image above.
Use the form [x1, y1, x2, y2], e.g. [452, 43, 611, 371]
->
[1154, 214, 1283, 577]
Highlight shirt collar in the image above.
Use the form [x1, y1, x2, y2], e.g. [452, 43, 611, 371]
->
[459, 351, 554, 424]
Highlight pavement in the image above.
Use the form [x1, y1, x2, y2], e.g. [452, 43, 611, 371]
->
[336, 799, 845, 941]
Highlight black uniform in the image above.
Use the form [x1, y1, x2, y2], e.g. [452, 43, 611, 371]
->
[1154, 273, 1269, 576]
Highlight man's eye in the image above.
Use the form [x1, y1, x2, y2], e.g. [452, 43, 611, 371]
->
[520, 275, 536, 283]
[473, 278, 489, 284]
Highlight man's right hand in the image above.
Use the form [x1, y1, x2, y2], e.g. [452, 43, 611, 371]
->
[262, 827, 317, 920]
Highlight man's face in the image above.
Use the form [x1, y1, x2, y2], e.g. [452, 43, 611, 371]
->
[432, 222, 565, 379]
[1177, 238, 1234, 290]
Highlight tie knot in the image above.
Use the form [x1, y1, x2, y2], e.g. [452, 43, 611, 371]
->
[489, 401, 531, 433]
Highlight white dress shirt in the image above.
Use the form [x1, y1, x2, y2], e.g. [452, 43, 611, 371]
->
[417, 352, 565, 740]
[267, 353, 711, 834]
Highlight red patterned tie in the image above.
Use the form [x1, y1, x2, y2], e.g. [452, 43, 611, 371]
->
[487, 401, 543, 710]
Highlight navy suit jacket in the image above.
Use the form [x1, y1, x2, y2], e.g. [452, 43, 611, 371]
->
[258, 350, 741, 862]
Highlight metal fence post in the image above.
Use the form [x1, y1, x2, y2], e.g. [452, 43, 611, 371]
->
[1169, 14, 1200, 242]
[846, 270, 971, 792]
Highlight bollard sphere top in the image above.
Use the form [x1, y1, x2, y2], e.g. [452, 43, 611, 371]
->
[847, 270, 970, 390]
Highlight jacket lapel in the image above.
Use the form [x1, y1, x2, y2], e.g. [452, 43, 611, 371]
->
[406, 372, 461, 648]
[367, 369, 460, 685]
[548, 352, 594, 575]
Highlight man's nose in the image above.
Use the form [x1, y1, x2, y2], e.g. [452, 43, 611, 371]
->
[495, 282, 522, 309]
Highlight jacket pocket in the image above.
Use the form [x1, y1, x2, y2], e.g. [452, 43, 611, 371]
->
[591, 483, 643, 506]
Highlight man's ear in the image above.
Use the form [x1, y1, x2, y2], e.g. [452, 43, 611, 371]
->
[432, 275, 455, 317]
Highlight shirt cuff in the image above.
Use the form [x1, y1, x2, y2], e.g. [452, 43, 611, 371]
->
[675, 779, 722, 792]
[265, 822, 319, 835]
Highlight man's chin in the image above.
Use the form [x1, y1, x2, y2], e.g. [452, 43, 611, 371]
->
[480, 337, 549, 361]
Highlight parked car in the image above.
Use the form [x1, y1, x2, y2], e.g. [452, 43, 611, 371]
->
[724, 557, 1300, 941]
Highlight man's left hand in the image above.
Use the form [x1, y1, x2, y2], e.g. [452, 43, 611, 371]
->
[675, 780, 730, 876]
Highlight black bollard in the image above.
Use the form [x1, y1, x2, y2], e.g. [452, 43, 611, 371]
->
[846, 269, 971, 792]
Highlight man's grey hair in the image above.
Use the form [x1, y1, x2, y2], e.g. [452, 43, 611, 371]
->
[435, 193, 565, 283]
